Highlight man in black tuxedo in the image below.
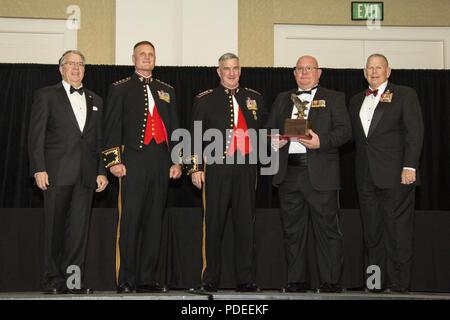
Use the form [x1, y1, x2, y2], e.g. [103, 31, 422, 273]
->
[28, 50, 108, 294]
[189, 53, 265, 292]
[266, 55, 351, 293]
[102, 41, 182, 294]
[349, 54, 424, 293]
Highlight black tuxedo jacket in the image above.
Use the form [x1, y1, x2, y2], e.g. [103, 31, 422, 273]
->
[28, 82, 105, 188]
[349, 82, 424, 189]
[266, 86, 351, 191]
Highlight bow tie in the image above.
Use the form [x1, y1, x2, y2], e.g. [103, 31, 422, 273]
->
[296, 85, 318, 96]
[70, 86, 84, 95]
[365, 88, 378, 96]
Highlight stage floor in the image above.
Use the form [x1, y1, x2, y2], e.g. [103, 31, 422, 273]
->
[1, 290, 449, 300]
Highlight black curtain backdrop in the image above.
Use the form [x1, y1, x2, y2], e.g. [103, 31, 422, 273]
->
[0, 63, 449, 210]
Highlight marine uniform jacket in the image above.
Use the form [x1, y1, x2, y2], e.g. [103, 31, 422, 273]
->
[102, 73, 179, 168]
[188, 85, 265, 174]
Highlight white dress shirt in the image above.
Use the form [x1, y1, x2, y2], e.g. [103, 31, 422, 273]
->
[145, 84, 156, 116]
[288, 87, 317, 154]
[62, 80, 86, 132]
[232, 95, 239, 125]
[359, 81, 388, 137]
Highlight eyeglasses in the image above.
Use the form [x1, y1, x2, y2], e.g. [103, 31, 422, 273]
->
[294, 66, 319, 73]
[65, 61, 85, 68]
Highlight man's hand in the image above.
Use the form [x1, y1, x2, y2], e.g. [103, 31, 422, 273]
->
[169, 164, 182, 179]
[35, 171, 49, 190]
[110, 164, 126, 177]
[298, 129, 320, 149]
[96, 175, 109, 192]
[191, 171, 205, 189]
[271, 134, 288, 150]
[401, 169, 416, 185]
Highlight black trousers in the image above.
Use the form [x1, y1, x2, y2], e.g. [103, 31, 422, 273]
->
[118, 142, 170, 287]
[278, 156, 343, 286]
[42, 180, 94, 288]
[202, 163, 256, 286]
[357, 165, 415, 289]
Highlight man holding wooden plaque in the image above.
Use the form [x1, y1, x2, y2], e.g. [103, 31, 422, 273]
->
[265, 55, 351, 293]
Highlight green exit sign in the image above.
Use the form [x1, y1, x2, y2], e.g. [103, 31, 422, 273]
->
[352, 2, 384, 20]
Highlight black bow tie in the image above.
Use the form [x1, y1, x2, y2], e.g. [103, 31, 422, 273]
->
[70, 86, 84, 95]
[366, 88, 379, 96]
[296, 86, 318, 95]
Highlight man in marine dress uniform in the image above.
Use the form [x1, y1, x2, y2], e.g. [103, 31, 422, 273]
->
[102, 41, 182, 294]
[188, 53, 265, 292]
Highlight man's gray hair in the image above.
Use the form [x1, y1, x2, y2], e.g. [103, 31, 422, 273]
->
[218, 52, 239, 64]
[59, 50, 86, 67]
[366, 53, 389, 67]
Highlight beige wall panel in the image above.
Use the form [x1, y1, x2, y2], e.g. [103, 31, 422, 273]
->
[239, 0, 274, 67]
[0, 0, 115, 64]
[240, 0, 450, 66]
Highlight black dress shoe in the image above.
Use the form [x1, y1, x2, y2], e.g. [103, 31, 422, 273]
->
[117, 283, 134, 294]
[43, 286, 65, 294]
[388, 285, 409, 294]
[282, 282, 309, 293]
[236, 283, 260, 292]
[365, 287, 386, 293]
[66, 287, 94, 294]
[316, 283, 343, 293]
[136, 284, 168, 293]
[202, 283, 218, 292]
[42, 278, 65, 294]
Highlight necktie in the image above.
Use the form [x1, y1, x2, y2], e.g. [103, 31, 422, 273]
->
[70, 86, 84, 95]
[296, 85, 318, 95]
[365, 88, 378, 96]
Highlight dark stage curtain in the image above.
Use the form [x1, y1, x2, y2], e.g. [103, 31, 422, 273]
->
[0, 63, 449, 210]
[1, 208, 449, 292]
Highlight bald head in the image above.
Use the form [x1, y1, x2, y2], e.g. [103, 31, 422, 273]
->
[296, 55, 318, 68]
[294, 55, 322, 89]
